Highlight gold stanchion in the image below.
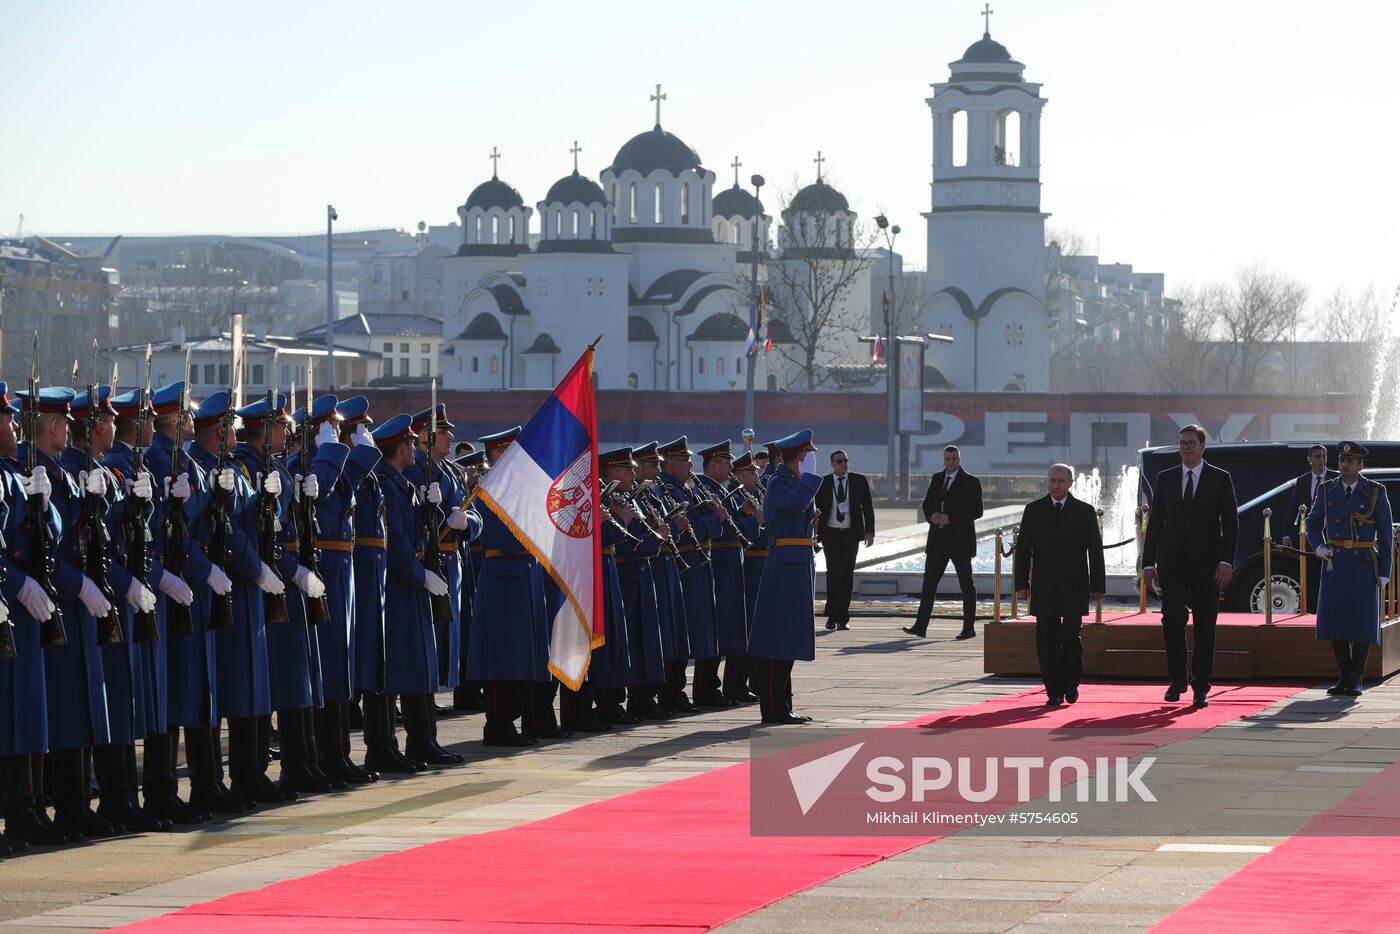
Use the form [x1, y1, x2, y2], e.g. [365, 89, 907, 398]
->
[1262, 508, 1274, 626]
[1095, 509, 1104, 624]
[1009, 526, 1021, 620]
[1137, 506, 1149, 614]
[1296, 505, 1309, 615]
[993, 528, 1004, 624]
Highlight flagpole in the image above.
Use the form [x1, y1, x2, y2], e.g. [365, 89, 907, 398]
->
[742, 174, 765, 432]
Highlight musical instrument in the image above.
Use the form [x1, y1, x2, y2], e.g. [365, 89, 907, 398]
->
[687, 469, 751, 548]
[654, 477, 709, 564]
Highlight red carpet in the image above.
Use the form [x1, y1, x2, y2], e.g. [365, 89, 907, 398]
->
[111, 683, 1303, 933]
[1150, 757, 1400, 932]
[1011, 612, 1312, 626]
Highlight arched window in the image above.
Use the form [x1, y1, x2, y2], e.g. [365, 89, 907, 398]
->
[590, 209, 599, 239]
[491, 216, 500, 244]
[717, 220, 727, 243]
[766, 374, 778, 391]
[653, 184, 664, 224]
[698, 357, 705, 374]
[733, 224, 741, 245]
[473, 216, 481, 242]
[715, 357, 725, 375]
[995, 109, 1020, 166]
[628, 183, 638, 223]
[627, 372, 638, 389]
[472, 356, 479, 373]
[612, 184, 620, 224]
[736, 357, 743, 374]
[680, 182, 690, 223]
[951, 110, 969, 167]
[490, 356, 499, 374]
[509, 215, 517, 242]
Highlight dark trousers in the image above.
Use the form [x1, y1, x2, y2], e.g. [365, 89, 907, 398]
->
[483, 681, 525, 741]
[822, 528, 861, 624]
[142, 730, 177, 802]
[721, 656, 751, 699]
[693, 657, 722, 700]
[1159, 569, 1219, 691]
[912, 548, 977, 633]
[1035, 615, 1084, 696]
[753, 657, 794, 721]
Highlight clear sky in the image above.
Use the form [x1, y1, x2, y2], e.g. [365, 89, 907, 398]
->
[3, 0, 1396, 307]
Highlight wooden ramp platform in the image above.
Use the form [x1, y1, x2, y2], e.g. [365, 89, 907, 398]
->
[984, 612, 1400, 680]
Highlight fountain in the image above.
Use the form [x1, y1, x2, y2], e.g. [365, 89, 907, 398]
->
[1362, 281, 1400, 439]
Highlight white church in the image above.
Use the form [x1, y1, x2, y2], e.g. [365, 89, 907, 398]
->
[439, 22, 1050, 394]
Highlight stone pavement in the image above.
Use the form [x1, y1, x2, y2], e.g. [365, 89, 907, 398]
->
[0, 602, 1392, 933]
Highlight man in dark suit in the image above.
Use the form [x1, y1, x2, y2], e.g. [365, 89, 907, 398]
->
[1014, 465, 1106, 705]
[1281, 444, 1337, 548]
[903, 445, 984, 640]
[816, 450, 875, 630]
[1142, 424, 1239, 707]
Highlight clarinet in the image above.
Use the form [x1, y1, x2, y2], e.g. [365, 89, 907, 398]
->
[688, 470, 752, 548]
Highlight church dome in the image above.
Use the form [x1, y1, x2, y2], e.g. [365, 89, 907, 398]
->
[957, 33, 1013, 63]
[465, 177, 525, 212]
[543, 171, 606, 206]
[789, 179, 849, 215]
[607, 128, 704, 176]
[712, 184, 764, 219]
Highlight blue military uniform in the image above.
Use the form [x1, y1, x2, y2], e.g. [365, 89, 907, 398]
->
[694, 441, 761, 705]
[581, 448, 638, 727]
[1306, 441, 1393, 695]
[747, 429, 823, 724]
[612, 445, 666, 717]
[452, 447, 487, 711]
[636, 442, 691, 712]
[732, 451, 769, 703]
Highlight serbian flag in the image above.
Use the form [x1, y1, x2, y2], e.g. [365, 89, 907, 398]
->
[872, 336, 886, 363]
[744, 327, 758, 358]
[472, 343, 604, 689]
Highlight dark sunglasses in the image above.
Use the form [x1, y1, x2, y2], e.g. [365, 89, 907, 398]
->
[832, 458, 848, 464]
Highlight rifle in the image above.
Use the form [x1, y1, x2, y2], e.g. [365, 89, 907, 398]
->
[257, 386, 289, 624]
[24, 333, 66, 649]
[81, 340, 124, 644]
[420, 379, 453, 625]
[122, 346, 158, 642]
[162, 346, 194, 636]
[205, 350, 236, 631]
[296, 359, 329, 624]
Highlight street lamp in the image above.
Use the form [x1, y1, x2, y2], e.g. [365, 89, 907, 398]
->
[874, 214, 901, 497]
[743, 173, 765, 432]
[326, 204, 338, 390]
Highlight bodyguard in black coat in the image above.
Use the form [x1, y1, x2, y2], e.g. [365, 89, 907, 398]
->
[1142, 424, 1239, 707]
[1013, 466, 1105, 704]
[815, 451, 875, 630]
[1281, 444, 1337, 546]
[903, 445, 984, 640]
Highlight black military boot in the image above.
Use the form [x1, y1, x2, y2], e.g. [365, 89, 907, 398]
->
[403, 694, 461, 766]
[1345, 643, 1371, 696]
[1327, 641, 1351, 695]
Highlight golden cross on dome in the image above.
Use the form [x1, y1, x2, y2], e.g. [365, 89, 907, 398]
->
[570, 140, 582, 173]
[813, 150, 825, 182]
[650, 83, 667, 128]
[489, 146, 501, 178]
[982, 2, 994, 36]
[730, 155, 742, 186]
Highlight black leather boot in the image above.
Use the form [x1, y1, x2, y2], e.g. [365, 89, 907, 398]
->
[1327, 640, 1351, 695]
[1346, 643, 1371, 696]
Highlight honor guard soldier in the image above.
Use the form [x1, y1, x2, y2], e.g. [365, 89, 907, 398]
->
[635, 441, 691, 713]
[453, 447, 488, 712]
[757, 445, 778, 489]
[747, 429, 822, 725]
[0, 385, 68, 847]
[609, 445, 668, 720]
[470, 426, 551, 746]
[658, 436, 728, 709]
[695, 441, 760, 705]
[371, 415, 457, 767]
[578, 447, 639, 728]
[1306, 442, 1393, 696]
[305, 394, 380, 785]
[189, 391, 285, 807]
[730, 451, 767, 703]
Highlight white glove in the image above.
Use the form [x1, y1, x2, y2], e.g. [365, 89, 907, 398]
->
[157, 572, 195, 606]
[315, 422, 337, 449]
[17, 578, 54, 621]
[0, 597, 9, 627]
[126, 579, 157, 614]
[255, 561, 285, 595]
[24, 466, 51, 504]
[299, 473, 319, 501]
[426, 481, 443, 505]
[128, 470, 154, 500]
[352, 424, 374, 448]
[799, 451, 817, 476]
[447, 507, 470, 530]
[294, 566, 326, 598]
[262, 471, 282, 496]
[167, 472, 192, 500]
[423, 569, 449, 596]
[1381, 578, 1390, 588]
[217, 467, 236, 492]
[207, 565, 233, 595]
[78, 576, 113, 618]
[80, 469, 108, 497]
[1315, 545, 1334, 560]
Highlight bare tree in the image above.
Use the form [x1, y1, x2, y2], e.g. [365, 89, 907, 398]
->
[1135, 283, 1220, 392]
[762, 180, 875, 390]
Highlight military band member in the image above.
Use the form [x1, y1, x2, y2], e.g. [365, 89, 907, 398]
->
[610, 446, 668, 720]
[1306, 442, 1393, 696]
[307, 394, 380, 785]
[470, 427, 550, 746]
[730, 451, 766, 704]
[372, 415, 458, 767]
[582, 447, 640, 728]
[695, 441, 760, 705]
[635, 442, 692, 713]
[189, 392, 286, 806]
[747, 429, 822, 725]
[453, 448, 488, 712]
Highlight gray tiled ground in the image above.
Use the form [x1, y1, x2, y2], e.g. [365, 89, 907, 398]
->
[0, 604, 1391, 933]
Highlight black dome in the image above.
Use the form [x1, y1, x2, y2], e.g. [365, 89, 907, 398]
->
[465, 177, 524, 212]
[789, 179, 849, 215]
[607, 128, 704, 176]
[957, 33, 1013, 64]
[543, 170, 606, 206]
[712, 184, 764, 219]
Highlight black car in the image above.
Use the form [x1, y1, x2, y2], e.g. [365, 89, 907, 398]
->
[1139, 441, 1400, 613]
